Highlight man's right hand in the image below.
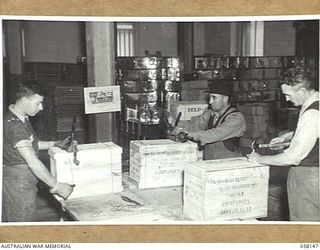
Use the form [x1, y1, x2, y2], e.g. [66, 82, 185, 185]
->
[171, 126, 185, 136]
[50, 182, 74, 200]
[269, 136, 287, 150]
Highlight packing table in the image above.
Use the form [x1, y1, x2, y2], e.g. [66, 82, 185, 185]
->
[58, 173, 258, 222]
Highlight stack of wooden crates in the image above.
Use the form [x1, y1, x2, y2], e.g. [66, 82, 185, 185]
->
[25, 62, 87, 143]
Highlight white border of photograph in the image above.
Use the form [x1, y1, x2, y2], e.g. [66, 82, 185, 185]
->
[1, 15, 319, 226]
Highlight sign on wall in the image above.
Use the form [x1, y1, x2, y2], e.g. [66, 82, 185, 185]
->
[83, 86, 121, 114]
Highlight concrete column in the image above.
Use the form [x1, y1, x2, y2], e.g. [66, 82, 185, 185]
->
[85, 22, 117, 143]
[4, 21, 24, 105]
[177, 23, 194, 81]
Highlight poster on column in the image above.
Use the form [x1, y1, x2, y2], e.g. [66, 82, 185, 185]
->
[84, 86, 121, 114]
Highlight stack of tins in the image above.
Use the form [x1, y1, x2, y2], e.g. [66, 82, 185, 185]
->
[49, 142, 122, 199]
[116, 56, 180, 123]
[183, 157, 269, 221]
[129, 139, 199, 189]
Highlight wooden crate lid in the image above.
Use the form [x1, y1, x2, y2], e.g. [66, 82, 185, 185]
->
[130, 139, 198, 153]
[185, 157, 269, 175]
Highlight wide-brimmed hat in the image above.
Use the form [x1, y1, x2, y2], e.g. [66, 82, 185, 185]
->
[204, 79, 233, 96]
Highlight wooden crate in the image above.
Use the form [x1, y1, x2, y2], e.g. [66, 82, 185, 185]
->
[129, 139, 199, 189]
[183, 157, 269, 221]
[49, 142, 123, 199]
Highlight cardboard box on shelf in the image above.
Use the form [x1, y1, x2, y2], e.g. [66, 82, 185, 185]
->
[169, 101, 208, 121]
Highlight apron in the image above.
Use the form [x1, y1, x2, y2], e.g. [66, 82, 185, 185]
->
[287, 166, 320, 221]
[286, 101, 319, 221]
[2, 164, 38, 222]
[204, 141, 242, 160]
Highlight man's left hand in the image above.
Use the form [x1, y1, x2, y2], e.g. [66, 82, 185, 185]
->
[247, 151, 261, 164]
[54, 136, 71, 149]
[187, 132, 204, 145]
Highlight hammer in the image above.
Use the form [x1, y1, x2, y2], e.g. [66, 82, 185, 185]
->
[251, 137, 290, 152]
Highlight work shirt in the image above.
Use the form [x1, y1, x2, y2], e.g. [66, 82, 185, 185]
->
[178, 107, 246, 144]
[177, 106, 246, 159]
[283, 91, 319, 166]
[3, 107, 39, 165]
[2, 105, 40, 222]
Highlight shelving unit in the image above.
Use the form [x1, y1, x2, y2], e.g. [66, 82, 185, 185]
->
[33, 84, 87, 144]
[115, 56, 181, 164]
[193, 55, 317, 105]
[192, 55, 317, 146]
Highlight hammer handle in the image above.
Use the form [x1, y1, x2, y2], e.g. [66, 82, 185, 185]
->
[258, 142, 290, 148]
[175, 112, 182, 127]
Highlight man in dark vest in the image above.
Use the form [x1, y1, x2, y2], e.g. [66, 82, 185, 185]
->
[248, 66, 319, 221]
[172, 79, 246, 160]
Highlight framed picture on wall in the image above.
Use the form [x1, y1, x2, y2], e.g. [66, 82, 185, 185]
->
[83, 86, 121, 114]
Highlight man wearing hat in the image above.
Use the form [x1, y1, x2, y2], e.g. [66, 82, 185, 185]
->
[172, 79, 246, 160]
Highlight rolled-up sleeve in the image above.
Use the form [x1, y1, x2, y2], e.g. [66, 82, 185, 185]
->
[283, 109, 319, 165]
[178, 111, 211, 132]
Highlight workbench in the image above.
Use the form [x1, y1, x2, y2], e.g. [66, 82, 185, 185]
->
[61, 186, 188, 222]
[59, 173, 259, 223]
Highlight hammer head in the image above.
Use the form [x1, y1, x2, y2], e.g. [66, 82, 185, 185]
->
[250, 137, 260, 151]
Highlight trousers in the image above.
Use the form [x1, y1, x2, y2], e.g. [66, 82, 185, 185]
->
[2, 164, 38, 222]
[287, 166, 320, 221]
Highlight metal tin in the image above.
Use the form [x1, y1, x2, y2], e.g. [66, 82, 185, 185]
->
[163, 80, 181, 92]
[247, 91, 262, 102]
[121, 91, 158, 103]
[117, 69, 161, 80]
[118, 80, 158, 93]
[262, 91, 279, 102]
[232, 92, 248, 102]
[162, 68, 180, 81]
[249, 57, 264, 68]
[262, 57, 280, 68]
[116, 57, 162, 69]
[162, 57, 179, 68]
[194, 57, 208, 69]
[124, 102, 158, 121]
[239, 57, 250, 68]
[193, 70, 215, 80]
[229, 57, 241, 69]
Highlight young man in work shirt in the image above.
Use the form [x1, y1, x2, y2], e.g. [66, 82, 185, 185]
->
[2, 80, 74, 222]
[248, 66, 319, 221]
[172, 79, 246, 160]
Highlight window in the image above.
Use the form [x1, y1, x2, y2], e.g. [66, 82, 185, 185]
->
[117, 23, 134, 56]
